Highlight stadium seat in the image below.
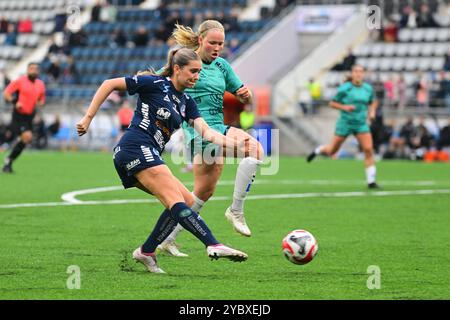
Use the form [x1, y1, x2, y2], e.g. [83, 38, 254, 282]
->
[398, 28, 413, 42]
[407, 43, 421, 57]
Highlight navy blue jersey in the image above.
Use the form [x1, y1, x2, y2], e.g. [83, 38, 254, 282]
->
[125, 75, 201, 152]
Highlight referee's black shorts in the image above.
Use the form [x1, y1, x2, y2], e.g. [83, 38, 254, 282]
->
[9, 109, 35, 138]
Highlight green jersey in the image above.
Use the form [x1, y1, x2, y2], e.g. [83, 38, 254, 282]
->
[182, 57, 243, 141]
[332, 81, 374, 125]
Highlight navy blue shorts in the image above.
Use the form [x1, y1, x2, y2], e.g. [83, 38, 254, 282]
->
[113, 131, 165, 189]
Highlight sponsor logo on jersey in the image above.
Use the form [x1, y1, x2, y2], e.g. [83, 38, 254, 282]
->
[113, 146, 121, 159]
[140, 146, 154, 162]
[126, 159, 141, 170]
[156, 107, 171, 120]
[139, 102, 151, 131]
[172, 94, 180, 104]
[163, 94, 170, 102]
[154, 130, 165, 150]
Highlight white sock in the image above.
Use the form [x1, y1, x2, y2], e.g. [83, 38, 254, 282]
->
[163, 193, 204, 244]
[314, 145, 323, 155]
[231, 157, 262, 213]
[365, 165, 376, 184]
[191, 192, 205, 213]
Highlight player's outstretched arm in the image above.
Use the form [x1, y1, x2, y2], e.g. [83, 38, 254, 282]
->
[77, 78, 127, 136]
[192, 117, 249, 156]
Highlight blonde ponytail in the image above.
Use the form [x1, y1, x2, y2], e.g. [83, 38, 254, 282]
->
[172, 20, 225, 50]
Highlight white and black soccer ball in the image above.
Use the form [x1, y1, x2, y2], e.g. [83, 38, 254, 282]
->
[282, 230, 318, 265]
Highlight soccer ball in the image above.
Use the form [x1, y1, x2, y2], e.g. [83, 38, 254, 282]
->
[282, 230, 318, 265]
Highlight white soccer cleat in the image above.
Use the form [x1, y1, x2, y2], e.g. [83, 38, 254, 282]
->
[157, 241, 189, 257]
[207, 244, 248, 262]
[225, 207, 252, 237]
[132, 247, 166, 274]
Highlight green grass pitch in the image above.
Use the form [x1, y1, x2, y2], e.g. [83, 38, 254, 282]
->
[0, 151, 449, 299]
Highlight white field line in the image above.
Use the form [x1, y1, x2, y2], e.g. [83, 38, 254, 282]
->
[60, 179, 443, 204]
[0, 189, 449, 209]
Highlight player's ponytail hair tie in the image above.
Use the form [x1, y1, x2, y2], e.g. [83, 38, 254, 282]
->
[173, 20, 224, 50]
[156, 47, 200, 77]
[135, 48, 199, 77]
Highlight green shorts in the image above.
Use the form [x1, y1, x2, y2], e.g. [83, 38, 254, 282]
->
[335, 119, 370, 137]
[186, 124, 230, 161]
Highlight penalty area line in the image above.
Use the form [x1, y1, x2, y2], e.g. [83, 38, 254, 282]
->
[0, 189, 450, 209]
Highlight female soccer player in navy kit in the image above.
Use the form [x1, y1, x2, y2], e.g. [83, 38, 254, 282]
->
[77, 48, 248, 273]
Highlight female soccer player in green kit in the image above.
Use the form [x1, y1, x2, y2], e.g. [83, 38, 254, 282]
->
[307, 64, 380, 189]
[158, 20, 264, 257]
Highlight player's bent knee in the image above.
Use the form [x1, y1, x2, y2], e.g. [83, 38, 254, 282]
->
[21, 132, 33, 144]
[183, 192, 195, 208]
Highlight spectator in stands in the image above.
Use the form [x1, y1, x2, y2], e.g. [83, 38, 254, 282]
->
[383, 19, 398, 42]
[443, 51, 450, 71]
[17, 17, 33, 33]
[226, 38, 240, 59]
[132, 26, 149, 47]
[62, 56, 79, 85]
[47, 58, 61, 83]
[48, 38, 63, 56]
[272, 0, 294, 17]
[397, 75, 407, 110]
[383, 119, 404, 159]
[307, 78, 322, 114]
[68, 28, 88, 47]
[4, 24, 17, 46]
[400, 117, 417, 150]
[91, 0, 103, 22]
[437, 118, 450, 151]
[0, 17, 9, 33]
[47, 114, 61, 138]
[416, 76, 429, 108]
[332, 49, 356, 71]
[153, 25, 171, 44]
[341, 49, 356, 71]
[416, 4, 440, 28]
[116, 99, 133, 141]
[225, 11, 240, 33]
[164, 11, 182, 35]
[54, 5, 67, 33]
[182, 10, 195, 27]
[439, 72, 450, 110]
[239, 104, 255, 132]
[111, 28, 127, 47]
[399, 6, 417, 28]
[100, 1, 117, 23]
[0, 67, 6, 92]
[156, 1, 169, 21]
[32, 115, 47, 150]
[383, 75, 398, 108]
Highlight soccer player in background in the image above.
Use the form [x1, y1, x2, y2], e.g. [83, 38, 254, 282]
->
[2, 63, 46, 173]
[306, 64, 380, 189]
[76, 48, 249, 273]
[158, 20, 264, 257]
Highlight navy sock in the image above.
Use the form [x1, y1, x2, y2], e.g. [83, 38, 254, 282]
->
[141, 209, 178, 254]
[170, 202, 219, 247]
[9, 139, 26, 162]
